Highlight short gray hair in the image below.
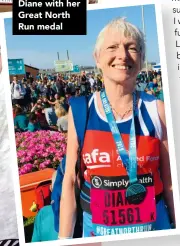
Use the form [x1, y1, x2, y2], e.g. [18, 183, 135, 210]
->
[94, 17, 145, 64]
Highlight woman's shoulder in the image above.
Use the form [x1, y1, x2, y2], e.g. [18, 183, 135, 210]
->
[139, 91, 157, 103]
[69, 94, 94, 108]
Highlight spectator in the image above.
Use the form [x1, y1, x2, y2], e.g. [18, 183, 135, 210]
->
[14, 105, 28, 132]
[80, 71, 87, 95]
[31, 171, 58, 242]
[89, 74, 95, 92]
[11, 76, 26, 107]
[35, 108, 49, 130]
[44, 107, 58, 126]
[55, 105, 68, 133]
[42, 96, 51, 108]
[27, 113, 41, 132]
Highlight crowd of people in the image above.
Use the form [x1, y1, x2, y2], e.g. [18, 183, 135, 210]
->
[136, 70, 163, 101]
[11, 72, 104, 133]
[11, 69, 163, 135]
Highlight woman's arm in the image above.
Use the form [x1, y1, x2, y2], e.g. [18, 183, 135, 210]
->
[59, 106, 79, 238]
[157, 100, 175, 225]
[47, 100, 56, 105]
[31, 104, 37, 112]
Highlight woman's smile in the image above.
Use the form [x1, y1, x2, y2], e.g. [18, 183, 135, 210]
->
[111, 64, 132, 70]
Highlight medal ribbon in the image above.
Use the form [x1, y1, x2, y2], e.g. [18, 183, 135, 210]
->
[100, 90, 138, 184]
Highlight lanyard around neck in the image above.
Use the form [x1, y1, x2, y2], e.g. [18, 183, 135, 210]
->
[100, 90, 138, 184]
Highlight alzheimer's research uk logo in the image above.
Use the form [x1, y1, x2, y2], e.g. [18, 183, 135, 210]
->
[92, 176, 102, 188]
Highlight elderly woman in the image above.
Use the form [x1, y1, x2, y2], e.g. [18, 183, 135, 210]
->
[59, 18, 175, 238]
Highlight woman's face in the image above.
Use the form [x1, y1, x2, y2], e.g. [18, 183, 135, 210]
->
[55, 94, 59, 100]
[37, 99, 42, 104]
[153, 78, 157, 84]
[96, 30, 142, 86]
[13, 76, 18, 83]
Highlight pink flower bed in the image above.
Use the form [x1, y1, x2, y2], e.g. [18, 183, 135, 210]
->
[16, 131, 67, 176]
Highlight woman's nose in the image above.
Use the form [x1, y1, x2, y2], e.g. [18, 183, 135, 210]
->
[115, 45, 129, 61]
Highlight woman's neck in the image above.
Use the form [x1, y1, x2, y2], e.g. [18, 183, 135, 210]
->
[104, 81, 135, 109]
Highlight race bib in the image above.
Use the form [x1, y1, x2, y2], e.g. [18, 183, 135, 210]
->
[90, 173, 156, 236]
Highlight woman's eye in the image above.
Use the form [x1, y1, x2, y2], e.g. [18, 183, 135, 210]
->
[107, 45, 118, 50]
[128, 46, 138, 52]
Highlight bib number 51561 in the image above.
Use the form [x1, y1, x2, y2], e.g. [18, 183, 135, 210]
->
[103, 207, 142, 225]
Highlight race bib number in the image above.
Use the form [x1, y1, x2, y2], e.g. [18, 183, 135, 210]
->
[90, 174, 156, 236]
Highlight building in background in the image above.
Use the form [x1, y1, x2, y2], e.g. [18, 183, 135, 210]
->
[9, 64, 39, 82]
[142, 62, 157, 71]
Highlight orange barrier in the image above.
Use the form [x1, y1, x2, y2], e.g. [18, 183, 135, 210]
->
[20, 168, 55, 218]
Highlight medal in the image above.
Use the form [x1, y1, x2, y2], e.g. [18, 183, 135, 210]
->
[126, 183, 147, 205]
[101, 91, 146, 204]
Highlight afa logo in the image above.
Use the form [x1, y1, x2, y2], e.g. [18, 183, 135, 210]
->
[82, 149, 110, 164]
